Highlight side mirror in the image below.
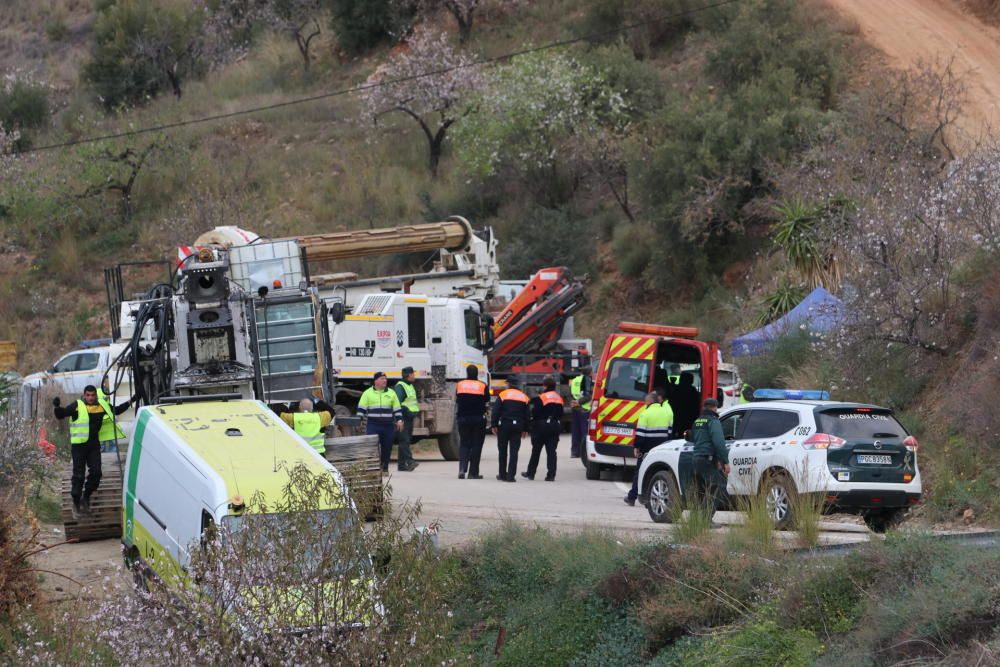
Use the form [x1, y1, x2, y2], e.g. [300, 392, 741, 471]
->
[330, 302, 345, 324]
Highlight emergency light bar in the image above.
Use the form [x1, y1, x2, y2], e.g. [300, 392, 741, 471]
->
[753, 388, 830, 401]
[618, 322, 699, 338]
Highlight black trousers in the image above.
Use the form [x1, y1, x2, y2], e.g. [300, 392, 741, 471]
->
[526, 426, 559, 479]
[458, 416, 486, 475]
[693, 455, 726, 519]
[395, 418, 415, 469]
[496, 426, 524, 480]
[71, 442, 102, 503]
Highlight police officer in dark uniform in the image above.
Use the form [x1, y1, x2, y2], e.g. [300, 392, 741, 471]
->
[455, 365, 490, 479]
[491, 378, 530, 482]
[690, 398, 730, 520]
[521, 376, 564, 481]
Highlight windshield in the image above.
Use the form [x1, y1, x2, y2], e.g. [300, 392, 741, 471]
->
[816, 409, 907, 439]
[221, 509, 357, 572]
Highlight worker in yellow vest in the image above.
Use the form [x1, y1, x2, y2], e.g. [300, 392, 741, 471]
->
[569, 367, 592, 458]
[273, 397, 334, 454]
[97, 378, 127, 453]
[392, 367, 420, 472]
[53, 384, 133, 518]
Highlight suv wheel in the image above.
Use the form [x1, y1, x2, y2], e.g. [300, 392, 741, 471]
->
[763, 474, 796, 530]
[863, 508, 906, 533]
[584, 459, 601, 480]
[646, 470, 680, 524]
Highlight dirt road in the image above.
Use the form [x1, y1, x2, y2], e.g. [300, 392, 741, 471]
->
[826, 0, 1000, 146]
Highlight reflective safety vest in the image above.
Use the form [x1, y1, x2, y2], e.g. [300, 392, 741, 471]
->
[70, 399, 114, 445]
[456, 379, 487, 395]
[569, 375, 591, 410]
[540, 391, 564, 406]
[397, 381, 420, 414]
[358, 387, 402, 422]
[498, 388, 529, 403]
[96, 389, 126, 441]
[635, 402, 674, 443]
[739, 383, 752, 404]
[292, 412, 325, 452]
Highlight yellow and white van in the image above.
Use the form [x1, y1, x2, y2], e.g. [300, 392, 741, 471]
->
[121, 398, 352, 586]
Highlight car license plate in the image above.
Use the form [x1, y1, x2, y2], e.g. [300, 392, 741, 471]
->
[857, 454, 892, 465]
[602, 424, 634, 437]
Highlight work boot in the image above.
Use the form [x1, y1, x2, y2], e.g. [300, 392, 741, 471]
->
[544, 477, 555, 482]
[458, 472, 466, 479]
[407, 461, 420, 471]
[520, 472, 533, 480]
[623, 495, 636, 507]
[469, 474, 483, 479]
[81, 497, 92, 515]
[71, 501, 80, 521]
[496, 474, 506, 481]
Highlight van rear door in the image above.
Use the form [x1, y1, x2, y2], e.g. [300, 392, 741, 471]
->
[590, 334, 656, 459]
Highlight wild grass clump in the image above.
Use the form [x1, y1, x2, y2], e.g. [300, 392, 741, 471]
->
[729, 491, 776, 554]
[653, 619, 823, 667]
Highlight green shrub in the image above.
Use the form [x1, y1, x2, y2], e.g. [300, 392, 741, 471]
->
[328, 0, 413, 55]
[82, 0, 206, 109]
[499, 207, 598, 279]
[0, 80, 50, 148]
[737, 329, 815, 389]
[655, 620, 822, 667]
[577, 0, 698, 57]
[779, 560, 871, 636]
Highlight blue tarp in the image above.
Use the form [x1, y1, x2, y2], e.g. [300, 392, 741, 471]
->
[732, 287, 845, 357]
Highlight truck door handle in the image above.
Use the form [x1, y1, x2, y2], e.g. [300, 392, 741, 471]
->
[761, 446, 773, 451]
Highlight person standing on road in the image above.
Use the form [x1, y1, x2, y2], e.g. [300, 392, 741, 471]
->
[569, 367, 592, 458]
[690, 398, 730, 521]
[522, 376, 565, 481]
[624, 392, 674, 506]
[456, 365, 489, 479]
[97, 377, 127, 454]
[393, 367, 420, 472]
[271, 397, 335, 454]
[53, 384, 133, 518]
[491, 378, 530, 482]
[357, 372, 403, 473]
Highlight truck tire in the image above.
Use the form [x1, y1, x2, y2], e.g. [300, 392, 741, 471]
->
[646, 470, 681, 524]
[862, 508, 906, 533]
[436, 430, 460, 461]
[584, 459, 601, 480]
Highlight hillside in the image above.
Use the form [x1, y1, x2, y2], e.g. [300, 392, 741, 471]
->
[0, 0, 997, 522]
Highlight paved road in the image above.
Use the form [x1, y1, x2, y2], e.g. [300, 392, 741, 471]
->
[389, 435, 873, 548]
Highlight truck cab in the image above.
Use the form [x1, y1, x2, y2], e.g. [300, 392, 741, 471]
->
[584, 322, 720, 480]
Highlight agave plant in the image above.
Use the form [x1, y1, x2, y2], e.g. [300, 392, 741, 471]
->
[755, 281, 808, 327]
[772, 197, 844, 289]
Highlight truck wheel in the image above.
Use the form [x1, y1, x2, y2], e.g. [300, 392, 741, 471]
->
[125, 547, 149, 593]
[862, 508, 906, 533]
[646, 470, 680, 524]
[584, 459, 601, 480]
[436, 431, 460, 461]
[763, 474, 796, 530]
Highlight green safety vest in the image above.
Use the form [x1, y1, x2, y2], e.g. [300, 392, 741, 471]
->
[569, 375, 591, 410]
[397, 381, 420, 414]
[636, 402, 674, 441]
[292, 412, 325, 453]
[739, 383, 752, 404]
[358, 387, 402, 422]
[96, 388, 126, 441]
[70, 399, 115, 445]
[667, 374, 680, 385]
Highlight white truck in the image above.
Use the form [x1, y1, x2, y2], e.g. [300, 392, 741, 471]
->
[326, 291, 492, 460]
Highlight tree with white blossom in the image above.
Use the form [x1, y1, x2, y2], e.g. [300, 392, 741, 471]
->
[361, 28, 482, 176]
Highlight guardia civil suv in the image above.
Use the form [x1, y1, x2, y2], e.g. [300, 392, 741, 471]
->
[635, 394, 922, 532]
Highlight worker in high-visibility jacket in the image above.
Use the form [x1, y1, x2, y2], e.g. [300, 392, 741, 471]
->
[272, 398, 334, 454]
[97, 378, 127, 453]
[568, 367, 592, 458]
[358, 372, 403, 472]
[456, 365, 489, 479]
[624, 391, 674, 506]
[53, 384, 133, 518]
[491, 378, 530, 482]
[392, 367, 420, 472]
[522, 376, 565, 481]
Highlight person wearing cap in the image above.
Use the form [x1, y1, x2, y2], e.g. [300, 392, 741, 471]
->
[358, 372, 404, 472]
[491, 377, 530, 482]
[392, 367, 420, 472]
[455, 365, 489, 479]
[690, 397, 730, 521]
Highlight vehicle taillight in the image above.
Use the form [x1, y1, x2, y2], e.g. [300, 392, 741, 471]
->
[904, 435, 918, 451]
[802, 432, 847, 450]
[724, 389, 734, 396]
